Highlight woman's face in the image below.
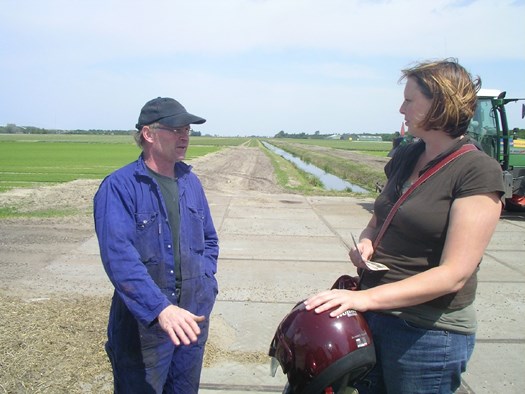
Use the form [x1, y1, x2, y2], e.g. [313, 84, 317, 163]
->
[399, 77, 433, 135]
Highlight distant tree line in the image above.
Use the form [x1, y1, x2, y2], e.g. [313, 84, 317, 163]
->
[1, 123, 523, 140]
[0, 124, 202, 136]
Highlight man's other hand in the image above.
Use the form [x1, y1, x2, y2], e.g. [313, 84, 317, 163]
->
[158, 305, 206, 346]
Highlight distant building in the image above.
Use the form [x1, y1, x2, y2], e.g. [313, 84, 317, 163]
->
[356, 135, 383, 142]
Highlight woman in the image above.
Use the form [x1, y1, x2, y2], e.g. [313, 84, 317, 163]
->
[304, 59, 504, 393]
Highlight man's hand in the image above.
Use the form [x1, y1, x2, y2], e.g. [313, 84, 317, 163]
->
[158, 305, 206, 346]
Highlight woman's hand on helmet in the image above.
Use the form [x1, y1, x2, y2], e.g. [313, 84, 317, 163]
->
[304, 289, 369, 317]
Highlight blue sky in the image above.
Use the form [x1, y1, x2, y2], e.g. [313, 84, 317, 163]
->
[1, 0, 524, 137]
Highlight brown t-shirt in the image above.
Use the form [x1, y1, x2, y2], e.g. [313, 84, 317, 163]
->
[361, 138, 504, 312]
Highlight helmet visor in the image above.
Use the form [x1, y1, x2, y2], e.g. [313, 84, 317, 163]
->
[270, 356, 280, 377]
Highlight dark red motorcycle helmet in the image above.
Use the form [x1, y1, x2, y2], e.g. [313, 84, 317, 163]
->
[269, 276, 375, 394]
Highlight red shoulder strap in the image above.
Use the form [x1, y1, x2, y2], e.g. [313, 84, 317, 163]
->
[373, 143, 477, 250]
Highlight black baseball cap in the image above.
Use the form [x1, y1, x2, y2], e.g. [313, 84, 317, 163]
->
[135, 97, 206, 129]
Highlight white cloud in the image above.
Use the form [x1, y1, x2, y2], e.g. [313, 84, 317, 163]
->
[4, 0, 524, 58]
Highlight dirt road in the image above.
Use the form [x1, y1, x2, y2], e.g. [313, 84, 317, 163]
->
[0, 146, 279, 296]
[0, 142, 387, 298]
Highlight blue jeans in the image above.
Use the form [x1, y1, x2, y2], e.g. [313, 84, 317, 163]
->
[355, 312, 475, 394]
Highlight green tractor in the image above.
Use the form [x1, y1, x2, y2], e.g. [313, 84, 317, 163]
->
[467, 89, 525, 211]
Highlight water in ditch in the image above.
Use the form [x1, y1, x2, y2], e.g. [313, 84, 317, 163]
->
[262, 141, 368, 193]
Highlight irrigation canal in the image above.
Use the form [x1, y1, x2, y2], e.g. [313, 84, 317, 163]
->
[262, 142, 368, 193]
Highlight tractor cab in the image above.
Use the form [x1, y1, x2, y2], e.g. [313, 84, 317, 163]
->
[467, 89, 525, 211]
[467, 89, 502, 158]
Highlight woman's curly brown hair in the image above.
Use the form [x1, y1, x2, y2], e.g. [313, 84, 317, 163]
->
[399, 58, 481, 138]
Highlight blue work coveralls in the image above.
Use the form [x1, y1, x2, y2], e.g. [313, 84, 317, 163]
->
[93, 154, 219, 393]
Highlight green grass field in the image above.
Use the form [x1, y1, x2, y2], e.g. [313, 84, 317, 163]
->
[0, 134, 248, 192]
[0, 134, 394, 194]
[0, 134, 394, 193]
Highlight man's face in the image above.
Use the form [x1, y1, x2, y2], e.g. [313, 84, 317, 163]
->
[147, 124, 191, 163]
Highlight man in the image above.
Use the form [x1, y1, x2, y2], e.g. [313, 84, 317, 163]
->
[94, 97, 219, 393]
